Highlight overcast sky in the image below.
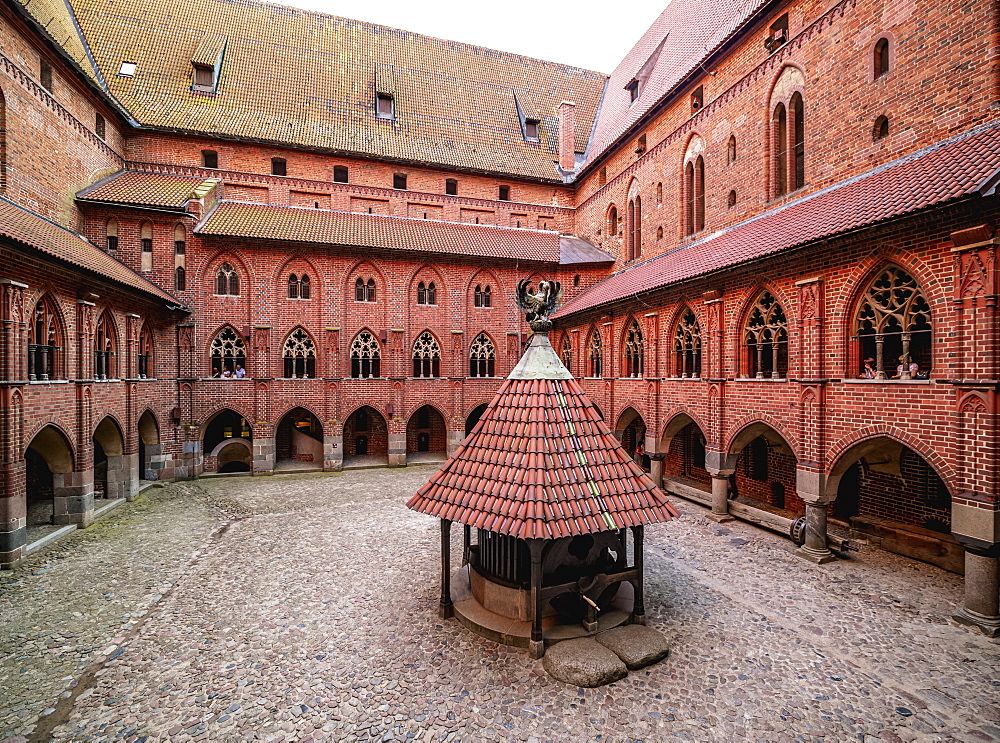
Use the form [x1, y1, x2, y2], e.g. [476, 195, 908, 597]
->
[281, 0, 668, 73]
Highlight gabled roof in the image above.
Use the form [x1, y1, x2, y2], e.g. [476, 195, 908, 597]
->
[583, 0, 769, 169]
[77, 171, 220, 209]
[195, 200, 605, 263]
[0, 197, 181, 304]
[407, 332, 678, 539]
[63, 0, 606, 181]
[558, 122, 1000, 318]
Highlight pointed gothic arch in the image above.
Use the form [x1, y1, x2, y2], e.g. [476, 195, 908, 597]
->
[282, 327, 317, 378]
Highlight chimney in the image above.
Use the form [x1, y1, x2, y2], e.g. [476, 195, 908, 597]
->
[558, 100, 576, 173]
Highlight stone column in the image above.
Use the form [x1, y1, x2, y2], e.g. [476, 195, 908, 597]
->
[704, 450, 736, 523]
[253, 435, 276, 474]
[53, 469, 94, 528]
[388, 432, 407, 467]
[324, 432, 343, 470]
[648, 453, 666, 490]
[447, 428, 465, 456]
[104, 454, 130, 500]
[952, 499, 1000, 636]
[124, 451, 140, 499]
[794, 468, 836, 564]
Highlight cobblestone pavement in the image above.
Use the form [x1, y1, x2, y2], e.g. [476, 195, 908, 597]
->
[1, 468, 998, 743]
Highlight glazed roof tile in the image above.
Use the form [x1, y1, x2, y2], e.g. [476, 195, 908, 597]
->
[559, 122, 1000, 317]
[63, 0, 606, 181]
[0, 197, 180, 303]
[196, 200, 586, 263]
[407, 333, 678, 539]
[77, 171, 221, 209]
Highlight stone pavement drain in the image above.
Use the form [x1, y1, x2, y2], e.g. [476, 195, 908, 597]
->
[1, 469, 998, 743]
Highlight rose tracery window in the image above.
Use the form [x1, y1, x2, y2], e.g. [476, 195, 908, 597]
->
[673, 308, 701, 378]
[412, 331, 441, 378]
[588, 330, 603, 378]
[623, 320, 644, 378]
[350, 331, 381, 378]
[215, 263, 239, 296]
[28, 298, 61, 381]
[210, 326, 246, 377]
[282, 328, 316, 378]
[469, 333, 495, 377]
[560, 335, 573, 375]
[744, 291, 788, 378]
[856, 266, 931, 379]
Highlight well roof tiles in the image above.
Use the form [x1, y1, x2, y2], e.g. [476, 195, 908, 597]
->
[558, 122, 1000, 318]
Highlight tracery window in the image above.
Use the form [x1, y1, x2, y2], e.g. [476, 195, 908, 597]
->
[355, 277, 376, 302]
[94, 312, 116, 380]
[138, 325, 153, 379]
[673, 308, 702, 378]
[282, 327, 317, 378]
[744, 291, 788, 378]
[474, 284, 492, 308]
[469, 333, 495, 377]
[350, 331, 381, 378]
[417, 281, 436, 305]
[216, 263, 239, 296]
[210, 326, 247, 377]
[772, 92, 805, 197]
[412, 331, 441, 378]
[623, 320, 644, 377]
[560, 334, 573, 375]
[588, 330, 603, 377]
[856, 266, 931, 379]
[28, 297, 61, 381]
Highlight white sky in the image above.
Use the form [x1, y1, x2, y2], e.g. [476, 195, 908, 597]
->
[279, 0, 668, 73]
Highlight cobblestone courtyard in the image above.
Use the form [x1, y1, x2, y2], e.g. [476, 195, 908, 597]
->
[1, 468, 998, 743]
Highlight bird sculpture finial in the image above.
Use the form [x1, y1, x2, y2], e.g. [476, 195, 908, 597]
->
[516, 279, 562, 332]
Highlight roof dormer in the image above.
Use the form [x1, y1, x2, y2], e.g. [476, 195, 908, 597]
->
[191, 34, 227, 93]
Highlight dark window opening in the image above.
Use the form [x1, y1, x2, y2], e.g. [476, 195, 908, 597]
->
[445, 178, 457, 195]
[524, 119, 539, 141]
[202, 150, 218, 168]
[691, 85, 704, 112]
[40, 59, 53, 91]
[193, 64, 214, 90]
[333, 165, 348, 183]
[728, 190, 737, 208]
[626, 79, 640, 102]
[95, 114, 106, 140]
[874, 115, 890, 140]
[271, 157, 287, 176]
[498, 185, 510, 201]
[746, 437, 770, 481]
[376, 93, 394, 119]
[106, 236, 118, 252]
[393, 172, 407, 190]
[175, 266, 186, 291]
[635, 134, 647, 154]
[766, 14, 788, 52]
[474, 284, 492, 308]
[874, 38, 890, 80]
[141, 238, 152, 253]
[727, 135, 737, 163]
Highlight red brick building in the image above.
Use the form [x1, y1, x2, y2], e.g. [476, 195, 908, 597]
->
[1, 0, 998, 635]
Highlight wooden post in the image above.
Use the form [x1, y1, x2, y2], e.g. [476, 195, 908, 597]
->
[529, 539, 545, 658]
[462, 524, 471, 566]
[439, 519, 453, 619]
[631, 525, 646, 625]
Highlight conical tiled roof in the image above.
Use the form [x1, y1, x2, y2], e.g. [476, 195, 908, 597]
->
[407, 332, 679, 539]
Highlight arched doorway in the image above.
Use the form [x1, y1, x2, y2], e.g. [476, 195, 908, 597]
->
[728, 423, 798, 516]
[615, 408, 649, 471]
[343, 406, 388, 467]
[203, 410, 252, 473]
[93, 416, 127, 500]
[137, 410, 160, 481]
[407, 405, 447, 463]
[25, 425, 74, 539]
[465, 403, 489, 437]
[829, 438, 958, 572]
[275, 407, 323, 471]
[660, 415, 710, 492]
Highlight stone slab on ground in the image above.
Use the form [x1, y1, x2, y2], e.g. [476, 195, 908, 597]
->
[541, 637, 628, 687]
[595, 623, 671, 670]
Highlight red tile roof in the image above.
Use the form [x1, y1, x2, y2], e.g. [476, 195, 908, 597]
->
[0, 197, 180, 304]
[77, 171, 220, 209]
[583, 0, 768, 168]
[407, 334, 678, 539]
[559, 123, 1000, 318]
[196, 200, 566, 262]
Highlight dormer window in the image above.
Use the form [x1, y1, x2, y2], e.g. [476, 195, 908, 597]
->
[766, 14, 788, 53]
[271, 157, 287, 176]
[626, 79, 640, 103]
[193, 63, 215, 91]
[691, 86, 704, 112]
[118, 61, 136, 77]
[376, 93, 394, 119]
[524, 119, 540, 141]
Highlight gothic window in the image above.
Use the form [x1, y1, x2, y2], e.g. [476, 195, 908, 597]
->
[175, 266, 186, 291]
[469, 333, 495, 378]
[626, 195, 642, 260]
[607, 205, 618, 236]
[216, 262, 239, 296]
[728, 190, 737, 208]
[355, 277, 376, 302]
[791, 93, 804, 189]
[282, 327, 317, 378]
[623, 320, 644, 377]
[744, 291, 788, 378]
[94, 312, 116, 380]
[140, 221, 153, 272]
[673, 308, 702, 378]
[728, 135, 737, 164]
[772, 91, 805, 197]
[300, 274, 310, 299]
[350, 331, 381, 378]
[474, 284, 492, 308]
[874, 37, 890, 80]
[210, 326, 246, 377]
[873, 115, 889, 140]
[588, 330, 603, 377]
[656, 182, 663, 203]
[105, 219, 118, 252]
[27, 297, 61, 381]
[856, 266, 931, 379]
[683, 156, 705, 235]
[417, 281, 437, 305]
[174, 224, 186, 254]
[560, 334, 573, 375]
[288, 273, 299, 299]
[412, 331, 441, 378]
[138, 325, 153, 378]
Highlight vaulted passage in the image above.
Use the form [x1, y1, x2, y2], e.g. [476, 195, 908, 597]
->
[275, 407, 323, 471]
[203, 410, 253, 473]
[343, 407, 388, 466]
[406, 405, 446, 463]
[729, 425, 799, 517]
